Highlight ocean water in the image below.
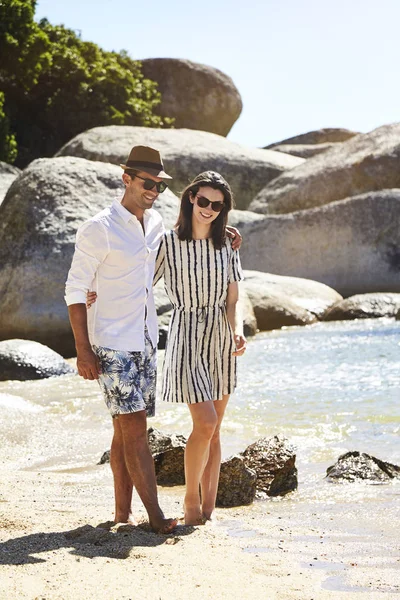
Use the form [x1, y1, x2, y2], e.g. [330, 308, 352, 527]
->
[1, 318, 399, 478]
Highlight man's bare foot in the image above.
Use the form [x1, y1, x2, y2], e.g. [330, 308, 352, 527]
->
[114, 513, 138, 526]
[149, 517, 178, 534]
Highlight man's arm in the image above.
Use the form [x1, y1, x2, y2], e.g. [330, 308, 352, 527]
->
[65, 220, 108, 380]
[68, 304, 101, 380]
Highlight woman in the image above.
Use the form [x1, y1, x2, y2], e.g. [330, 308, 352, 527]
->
[153, 171, 246, 525]
[88, 171, 246, 525]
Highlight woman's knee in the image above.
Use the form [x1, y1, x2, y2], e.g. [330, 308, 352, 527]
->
[193, 415, 218, 440]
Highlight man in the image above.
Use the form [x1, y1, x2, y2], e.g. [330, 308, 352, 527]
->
[65, 145, 240, 533]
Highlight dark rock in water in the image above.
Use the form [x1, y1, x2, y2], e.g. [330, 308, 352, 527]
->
[326, 451, 400, 483]
[242, 435, 298, 497]
[99, 428, 187, 486]
[148, 427, 187, 486]
[216, 455, 257, 507]
[0, 339, 76, 380]
[323, 293, 400, 321]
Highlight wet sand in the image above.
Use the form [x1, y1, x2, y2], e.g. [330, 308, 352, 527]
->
[1, 446, 399, 599]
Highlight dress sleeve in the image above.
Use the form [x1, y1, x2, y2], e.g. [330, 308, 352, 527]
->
[153, 234, 166, 286]
[228, 247, 244, 284]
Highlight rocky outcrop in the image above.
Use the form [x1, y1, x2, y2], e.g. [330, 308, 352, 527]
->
[324, 293, 400, 321]
[147, 427, 187, 485]
[269, 142, 335, 159]
[56, 125, 303, 210]
[0, 339, 75, 380]
[242, 435, 298, 497]
[0, 161, 20, 205]
[237, 191, 400, 296]
[243, 270, 342, 326]
[216, 455, 257, 507]
[326, 451, 400, 483]
[265, 127, 357, 148]
[0, 156, 180, 356]
[250, 123, 400, 214]
[141, 58, 242, 137]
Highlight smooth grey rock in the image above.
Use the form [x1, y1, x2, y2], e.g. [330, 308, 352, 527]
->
[0, 339, 76, 380]
[265, 127, 357, 148]
[243, 271, 342, 320]
[250, 123, 400, 214]
[141, 58, 242, 136]
[242, 435, 298, 497]
[0, 156, 179, 356]
[326, 451, 400, 483]
[0, 161, 20, 206]
[56, 125, 304, 210]
[238, 190, 400, 296]
[324, 293, 400, 321]
[269, 142, 335, 159]
[239, 287, 257, 337]
[216, 455, 257, 507]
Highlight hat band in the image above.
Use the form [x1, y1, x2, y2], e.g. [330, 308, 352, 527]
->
[125, 160, 164, 171]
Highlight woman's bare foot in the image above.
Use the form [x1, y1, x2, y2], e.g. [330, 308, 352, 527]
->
[184, 502, 205, 526]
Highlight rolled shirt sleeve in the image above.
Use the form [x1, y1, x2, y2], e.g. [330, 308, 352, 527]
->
[65, 220, 109, 306]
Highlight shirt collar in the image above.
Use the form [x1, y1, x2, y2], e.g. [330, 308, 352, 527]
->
[112, 198, 150, 225]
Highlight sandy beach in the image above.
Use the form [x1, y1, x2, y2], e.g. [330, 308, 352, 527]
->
[1, 422, 399, 600]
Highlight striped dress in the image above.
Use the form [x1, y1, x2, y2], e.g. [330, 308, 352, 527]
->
[154, 229, 244, 404]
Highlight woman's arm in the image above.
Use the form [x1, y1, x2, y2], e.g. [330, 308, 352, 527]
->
[226, 281, 247, 356]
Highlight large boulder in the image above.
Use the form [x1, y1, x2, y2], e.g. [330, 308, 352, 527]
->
[243, 270, 342, 320]
[0, 157, 180, 356]
[141, 58, 242, 136]
[265, 127, 358, 148]
[242, 435, 298, 497]
[250, 123, 400, 214]
[0, 161, 20, 206]
[326, 451, 400, 483]
[324, 293, 400, 321]
[56, 125, 304, 210]
[237, 190, 400, 296]
[0, 339, 75, 380]
[269, 142, 335, 159]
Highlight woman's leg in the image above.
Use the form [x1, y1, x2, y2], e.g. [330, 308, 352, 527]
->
[184, 401, 218, 525]
[200, 394, 230, 520]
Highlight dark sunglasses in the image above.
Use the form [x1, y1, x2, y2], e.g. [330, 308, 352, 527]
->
[195, 195, 225, 213]
[131, 173, 168, 193]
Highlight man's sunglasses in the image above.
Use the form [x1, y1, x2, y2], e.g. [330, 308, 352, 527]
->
[131, 173, 168, 193]
[195, 195, 225, 213]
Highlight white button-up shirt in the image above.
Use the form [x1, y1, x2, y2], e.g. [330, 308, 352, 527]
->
[65, 199, 164, 351]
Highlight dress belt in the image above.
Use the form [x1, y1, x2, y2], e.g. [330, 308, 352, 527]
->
[174, 305, 225, 324]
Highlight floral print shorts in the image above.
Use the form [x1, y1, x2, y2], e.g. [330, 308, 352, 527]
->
[93, 329, 156, 418]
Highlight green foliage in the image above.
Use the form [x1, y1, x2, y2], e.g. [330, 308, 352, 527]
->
[0, 92, 17, 162]
[0, 1, 172, 167]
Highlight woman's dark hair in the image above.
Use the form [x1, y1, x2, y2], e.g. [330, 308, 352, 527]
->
[175, 171, 234, 249]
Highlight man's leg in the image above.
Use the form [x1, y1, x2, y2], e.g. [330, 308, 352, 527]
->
[118, 410, 177, 533]
[110, 417, 135, 524]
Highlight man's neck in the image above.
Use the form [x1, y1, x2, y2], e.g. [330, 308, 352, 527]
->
[121, 194, 145, 224]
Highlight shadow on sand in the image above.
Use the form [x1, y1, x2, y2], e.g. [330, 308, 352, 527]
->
[0, 521, 195, 564]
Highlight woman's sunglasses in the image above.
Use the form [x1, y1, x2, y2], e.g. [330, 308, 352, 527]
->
[195, 195, 225, 213]
[131, 173, 168, 193]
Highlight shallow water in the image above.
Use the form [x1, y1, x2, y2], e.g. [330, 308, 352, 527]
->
[1, 318, 399, 497]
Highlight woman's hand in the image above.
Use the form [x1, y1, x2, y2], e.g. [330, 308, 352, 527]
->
[226, 226, 242, 250]
[233, 334, 247, 356]
[86, 291, 97, 309]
